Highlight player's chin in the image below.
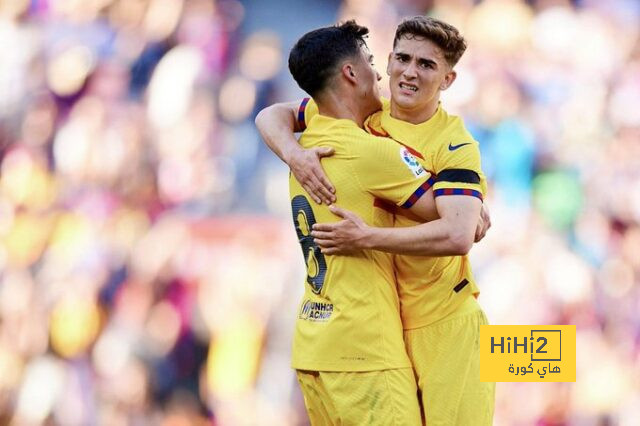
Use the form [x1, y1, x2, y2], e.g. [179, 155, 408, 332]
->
[391, 88, 413, 102]
[392, 94, 417, 109]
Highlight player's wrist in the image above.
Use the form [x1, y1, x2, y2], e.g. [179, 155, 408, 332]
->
[283, 143, 304, 167]
[360, 225, 379, 250]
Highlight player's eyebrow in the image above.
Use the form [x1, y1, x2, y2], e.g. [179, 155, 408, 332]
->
[417, 57, 438, 68]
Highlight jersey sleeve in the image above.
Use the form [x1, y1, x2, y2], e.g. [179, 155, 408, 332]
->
[433, 137, 485, 201]
[350, 135, 434, 208]
[297, 97, 319, 131]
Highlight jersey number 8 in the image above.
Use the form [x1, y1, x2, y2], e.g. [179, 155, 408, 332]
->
[291, 195, 327, 294]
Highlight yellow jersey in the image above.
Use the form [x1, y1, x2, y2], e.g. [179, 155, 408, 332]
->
[301, 98, 487, 330]
[290, 112, 432, 372]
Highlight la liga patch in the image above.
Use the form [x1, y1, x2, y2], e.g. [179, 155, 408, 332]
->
[399, 147, 426, 178]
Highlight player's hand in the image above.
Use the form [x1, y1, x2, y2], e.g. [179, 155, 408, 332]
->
[474, 203, 492, 242]
[288, 147, 336, 205]
[311, 205, 370, 255]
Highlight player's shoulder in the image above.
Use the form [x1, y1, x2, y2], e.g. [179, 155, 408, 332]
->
[347, 129, 405, 166]
[299, 116, 348, 149]
[308, 116, 380, 154]
[428, 108, 476, 155]
[439, 107, 475, 141]
[427, 108, 482, 174]
[350, 127, 395, 154]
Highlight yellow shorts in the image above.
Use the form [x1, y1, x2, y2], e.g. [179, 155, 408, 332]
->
[403, 296, 495, 426]
[296, 368, 422, 426]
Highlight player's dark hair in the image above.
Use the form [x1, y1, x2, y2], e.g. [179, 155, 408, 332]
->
[288, 20, 369, 98]
[394, 16, 467, 67]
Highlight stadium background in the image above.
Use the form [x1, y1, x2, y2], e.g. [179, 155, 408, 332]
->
[0, 0, 639, 424]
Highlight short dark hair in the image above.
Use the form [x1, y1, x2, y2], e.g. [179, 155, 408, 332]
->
[394, 16, 467, 67]
[288, 20, 369, 98]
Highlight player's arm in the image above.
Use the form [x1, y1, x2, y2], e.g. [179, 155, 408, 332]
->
[312, 138, 486, 255]
[476, 203, 491, 242]
[394, 190, 489, 241]
[254, 100, 335, 204]
[313, 194, 481, 256]
[375, 138, 486, 255]
[369, 196, 481, 255]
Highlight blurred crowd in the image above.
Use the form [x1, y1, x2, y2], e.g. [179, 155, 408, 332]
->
[0, 0, 638, 425]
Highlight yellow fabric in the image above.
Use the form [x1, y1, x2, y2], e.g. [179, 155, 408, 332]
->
[372, 101, 486, 194]
[403, 296, 495, 426]
[367, 102, 486, 329]
[302, 96, 320, 125]
[301, 97, 487, 329]
[296, 368, 422, 426]
[291, 113, 431, 372]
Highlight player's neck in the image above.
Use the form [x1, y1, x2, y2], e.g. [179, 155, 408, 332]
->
[389, 99, 439, 125]
[316, 91, 367, 128]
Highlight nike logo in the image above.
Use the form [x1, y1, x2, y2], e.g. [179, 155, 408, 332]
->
[448, 142, 471, 151]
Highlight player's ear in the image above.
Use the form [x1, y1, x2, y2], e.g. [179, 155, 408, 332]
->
[439, 70, 457, 91]
[342, 63, 357, 85]
[386, 52, 392, 75]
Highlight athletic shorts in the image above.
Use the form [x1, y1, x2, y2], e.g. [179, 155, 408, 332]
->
[296, 368, 422, 426]
[403, 296, 495, 426]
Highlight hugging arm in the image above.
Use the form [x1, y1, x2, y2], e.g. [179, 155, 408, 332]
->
[312, 193, 484, 256]
[255, 101, 336, 204]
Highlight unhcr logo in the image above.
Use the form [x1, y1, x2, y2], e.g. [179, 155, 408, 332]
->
[299, 300, 333, 322]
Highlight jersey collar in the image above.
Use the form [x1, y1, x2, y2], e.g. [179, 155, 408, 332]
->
[380, 102, 446, 144]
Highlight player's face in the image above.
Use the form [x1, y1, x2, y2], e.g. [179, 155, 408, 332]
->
[354, 44, 383, 116]
[387, 36, 455, 118]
